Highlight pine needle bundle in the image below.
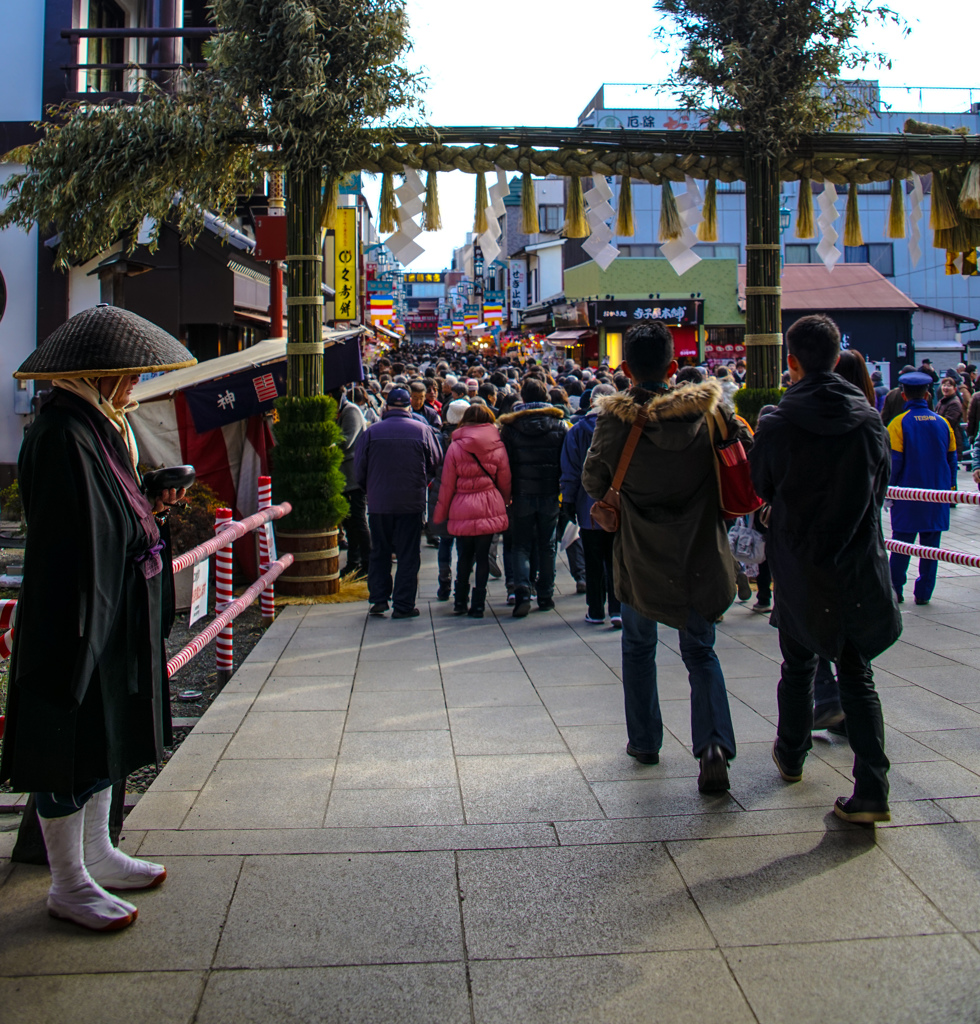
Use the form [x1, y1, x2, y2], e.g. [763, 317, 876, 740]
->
[474, 171, 489, 234]
[844, 182, 863, 247]
[796, 178, 815, 238]
[319, 177, 338, 231]
[658, 179, 682, 241]
[615, 173, 635, 236]
[521, 172, 539, 233]
[960, 162, 980, 218]
[422, 170, 442, 231]
[930, 170, 959, 231]
[696, 178, 717, 241]
[378, 171, 396, 233]
[564, 176, 589, 237]
[887, 178, 906, 238]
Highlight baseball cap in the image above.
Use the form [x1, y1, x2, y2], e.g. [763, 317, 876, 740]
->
[386, 387, 411, 407]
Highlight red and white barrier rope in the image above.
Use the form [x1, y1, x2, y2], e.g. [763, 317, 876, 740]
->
[887, 487, 980, 506]
[257, 475, 275, 620]
[884, 539, 980, 568]
[0, 628, 12, 659]
[166, 554, 294, 678]
[214, 507, 235, 676]
[171, 502, 292, 574]
[0, 600, 16, 631]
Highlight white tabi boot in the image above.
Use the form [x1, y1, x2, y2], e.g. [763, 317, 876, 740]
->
[83, 786, 167, 890]
[38, 806, 138, 931]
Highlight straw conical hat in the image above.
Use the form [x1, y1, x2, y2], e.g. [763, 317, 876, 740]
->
[14, 304, 196, 380]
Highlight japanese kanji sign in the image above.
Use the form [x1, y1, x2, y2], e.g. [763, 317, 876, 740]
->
[183, 362, 289, 433]
[333, 208, 358, 323]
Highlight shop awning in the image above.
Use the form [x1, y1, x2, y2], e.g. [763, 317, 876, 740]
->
[547, 329, 591, 343]
[372, 324, 404, 342]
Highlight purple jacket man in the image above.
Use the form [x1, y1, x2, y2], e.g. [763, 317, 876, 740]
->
[354, 388, 442, 618]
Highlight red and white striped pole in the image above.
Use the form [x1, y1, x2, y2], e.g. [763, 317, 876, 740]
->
[257, 475, 275, 625]
[215, 507, 235, 688]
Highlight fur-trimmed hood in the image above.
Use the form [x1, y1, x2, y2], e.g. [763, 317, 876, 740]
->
[594, 379, 721, 425]
[497, 403, 567, 436]
[497, 403, 566, 425]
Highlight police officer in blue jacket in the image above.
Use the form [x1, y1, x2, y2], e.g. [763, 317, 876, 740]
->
[887, 372, 958, 605]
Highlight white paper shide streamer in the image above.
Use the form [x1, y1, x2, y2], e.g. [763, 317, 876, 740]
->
[660, 176, 702, 276]
[478, 167, 509, 266]
[908, 172, 924, 269]
[816, 183, 842, 271]
[383, 165, 426, 266]
[582, 174, 620, 271]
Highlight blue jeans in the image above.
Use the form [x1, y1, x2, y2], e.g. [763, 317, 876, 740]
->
[512, 496, 559, 600]
[890, 529, 941, 602]
[620, 603, 736, 759]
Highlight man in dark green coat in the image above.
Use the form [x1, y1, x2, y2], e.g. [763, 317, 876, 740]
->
[582, 322, 742, 794]
[0, 305, 195, 931]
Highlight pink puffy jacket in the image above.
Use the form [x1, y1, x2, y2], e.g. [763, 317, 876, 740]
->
[433, 423, 512, 536]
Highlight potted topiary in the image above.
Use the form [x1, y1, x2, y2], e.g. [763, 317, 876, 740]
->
[271, 394, 349, 596]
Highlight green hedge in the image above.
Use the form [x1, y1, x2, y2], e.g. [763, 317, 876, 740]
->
[271, 395, 349, 531]
[734, 387, 786, 429]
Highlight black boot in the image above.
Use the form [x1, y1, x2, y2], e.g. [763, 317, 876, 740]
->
[468, 586, 486, 618]
[436, 575, 451, 601]
[453, 581, 470, 615]
[512, 586, 531, 618]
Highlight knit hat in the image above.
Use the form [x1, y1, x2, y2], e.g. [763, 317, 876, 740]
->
[446, 399, 470, 424]
[386, 387, 411, 407]
[466, 378, 479, 393]
[15, 303, 195, 380]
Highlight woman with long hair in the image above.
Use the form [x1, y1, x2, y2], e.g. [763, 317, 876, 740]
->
[433, 405, 511, 617]
[835, 350, 875, 405]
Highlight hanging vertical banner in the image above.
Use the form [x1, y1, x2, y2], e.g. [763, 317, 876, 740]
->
[334, 208, 358, 322]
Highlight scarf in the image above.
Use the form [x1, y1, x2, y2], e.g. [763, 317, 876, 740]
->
[52, 377, 141, 473]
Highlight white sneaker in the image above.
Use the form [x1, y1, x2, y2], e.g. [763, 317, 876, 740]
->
[610, 615, 623, 630]
[584, 615, 605, 624]
[83, 787, 167, 891]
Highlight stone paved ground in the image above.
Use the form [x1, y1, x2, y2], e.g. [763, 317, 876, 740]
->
[3, 477, 980, 1023]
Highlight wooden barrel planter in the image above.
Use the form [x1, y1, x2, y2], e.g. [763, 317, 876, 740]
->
[275, 527, 341, 597]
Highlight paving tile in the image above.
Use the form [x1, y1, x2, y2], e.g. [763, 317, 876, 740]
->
[591, 777, 739, 819]
[517, 654, 621, 687]
[877, 821, 980, 932]
[438, 650, 524, 673]
[901, 664, 980, 702]
[441, 672, 540, 708]
[282, 631, 362, 654]
[448, 706, 565, 755]
[151, 732, 230, 792]
[356, 642, 438, 664]
[457, 753, 603, 824]
[935, 796, 980, 821]
[727, 741, 853, 812]
[333, 729, 457, 789]
[214, 852, 463, 967]
[726, 934, 980, 1024]
[0, 971, 206, 1024]
[536, 683, 625, 727]
[242, 635, 291, 663]
[711, 648, 781, 679]
[353, 662, 443, 687]
[184, 759, 333, 829]
[196, 964, 470, 1024]
[659, 693, 775, 746]
[872, 643, 956, 674]
[880, 686, 980, 732]
[273, 650, 360, 676]
[559, 724, 698, 781]
[323, 786, 464, 827]
[122, 790, 195, 830]
[909, 728, 980, 773]
[0, 856, 242, 975]
[252, 675, 352, 712]
[886, 759, 980, 802]
[470, 950, 755, 1024]
[223, 711, 345, 759]
[458, 844, 713, 958]
[810, 728, 945, 768]
[668, 830, 952, 946]
[191, 691, 256, 734]
[345, 689, 449, 731]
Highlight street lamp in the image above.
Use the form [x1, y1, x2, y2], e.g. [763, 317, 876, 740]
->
[778, 196, 792, 269]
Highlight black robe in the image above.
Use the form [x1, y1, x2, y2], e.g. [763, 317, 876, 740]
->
[0, 390, 173, 793]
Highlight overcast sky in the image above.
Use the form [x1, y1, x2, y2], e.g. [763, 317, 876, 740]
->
[365, 0, 979, 270]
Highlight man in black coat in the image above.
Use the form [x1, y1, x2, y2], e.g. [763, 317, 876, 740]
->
[749, 314, 901, 824]
[498, 378, 568, 617]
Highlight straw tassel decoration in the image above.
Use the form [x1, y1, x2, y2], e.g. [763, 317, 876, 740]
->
[422, 170, 442, 231]
[796, 178, 815, 238]
[473, 172, 489, 234]
[378, 171, 396, 234]
[319, 177, 338, 230]
[615, 173, 635, 237]
[960, 162, 980, 218]
[930, 170, 959, 231]
[521, 173, 539, 234]
[658, 179, 682, 241]
[887, 178, 906, 238]
[696, 178, 717, 241]
[564, 176, 589, 238]
[843, 182, 863, 247]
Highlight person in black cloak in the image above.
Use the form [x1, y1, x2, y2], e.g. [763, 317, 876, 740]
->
[0, 304, 196, 931]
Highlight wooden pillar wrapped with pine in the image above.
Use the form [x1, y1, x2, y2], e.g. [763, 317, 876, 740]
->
[286, 168, 324, 397]
[743, 150, 783, 391]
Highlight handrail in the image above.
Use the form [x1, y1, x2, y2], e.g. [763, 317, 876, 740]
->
[61, 28, 217, 39]
[886, 487, 980, 506]
[171, 503, 292, 574]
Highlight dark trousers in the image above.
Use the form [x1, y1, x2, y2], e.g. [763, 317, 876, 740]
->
[756, 559, 771, 600]
[367, 512, 422, 613]
[512, 497, 559, 599]
[455, 534, 493, 593]
[775, 629, 889, 804]
[342, 489, 371, 571]
[890, 529, 941, 602]
[438, 536, 455, 581]
[580, 529, 620, 619]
